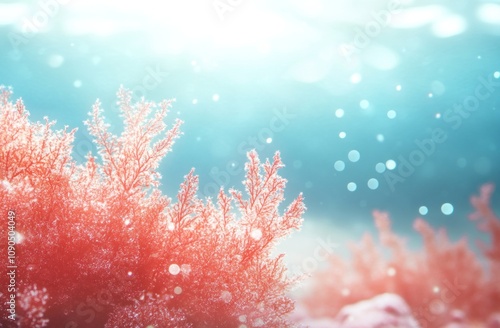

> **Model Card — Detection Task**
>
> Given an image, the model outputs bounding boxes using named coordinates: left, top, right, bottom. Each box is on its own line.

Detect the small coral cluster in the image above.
left=301, top=184, right=500, bottom=327
left=0, top=87, right=305, bottom=327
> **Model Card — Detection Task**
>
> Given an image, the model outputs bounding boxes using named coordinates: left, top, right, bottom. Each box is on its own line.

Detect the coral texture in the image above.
left=302, top=184, right=500, bottom=327
left=0, top=86, right=305, bottom=327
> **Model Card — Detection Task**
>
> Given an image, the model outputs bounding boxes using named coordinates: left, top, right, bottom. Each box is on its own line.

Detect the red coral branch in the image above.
left=0, top=86, right=304, bottom=327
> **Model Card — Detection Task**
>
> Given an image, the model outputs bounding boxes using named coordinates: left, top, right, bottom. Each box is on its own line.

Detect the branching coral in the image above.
left=302, top=185, right=500, bottom=327
left=0, top=86, right=305, bottom=327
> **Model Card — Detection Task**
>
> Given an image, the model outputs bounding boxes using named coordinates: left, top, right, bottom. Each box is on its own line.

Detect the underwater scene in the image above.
left=1, top=0, right=500, bottom=327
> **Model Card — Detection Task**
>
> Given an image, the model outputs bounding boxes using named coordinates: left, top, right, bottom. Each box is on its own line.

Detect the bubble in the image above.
left=239, top=315, right=247, bottom=322
left=435, top=113, right=441, bottom=119
left=124, top=218, right=131, bottom=226
left=169, top=264, right=181, bottom=275
left=347, top=182, right=357, bottom=192
left=367, top=178, right=379, bottom=190
left=221, top=291, right=232, bottom=303
left=386, top=159, right=396, bottom=170
left=127, top=271, right=133, bottom=276
left=428, top=93, right=434, bottom=98
left=181, top=264, right=191, bottom=275
left=457, top=158, right=467, bottom=168
left=495, top=71, right=500, bottom=79
left=387, top=267, right=396, bottom=276
left=348, top=150, right=360, bottom=162
left=334, top=160, right=345, bottom=172
left=335, top=108, right=344, bottom=118
left=360, top=99, right=369, bottom=109
left=387, top=110, right=397, bottom=119
left=339, top=131, right=346, bottom=139
left=433, top=286, right=440, bottom=293
left=192, top=99, right=198, bottom=105
left=341, top=288, right=350, bottom=296
left=375, top=163, right=386, bottom=173
left=419, top=206, right=428, bottom=215
left=396, top=85, right=402, bottom=91
left=73, top=80, right=82, bottom=88
left=430, top=80, right=445, bottom=95
left=250, top=229, right=262, bottom=240
left=441, top=203, right=454, bottom=215
left=265, top=137, right=272, bottom=144
left=174, top=286, right=182, bottom=295
left=212, top=94, right=220, bottom=102
left=376, top=134, right=384, bottom=142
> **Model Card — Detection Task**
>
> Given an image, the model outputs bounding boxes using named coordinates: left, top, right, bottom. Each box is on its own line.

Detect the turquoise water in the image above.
left=1, top=0, right=499, bottom=245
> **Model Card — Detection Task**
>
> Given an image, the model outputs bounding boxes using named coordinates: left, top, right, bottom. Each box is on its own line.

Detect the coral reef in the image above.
left=0, top=86, right=305, bottom=327
left=302, top=184, right=500, bottom=327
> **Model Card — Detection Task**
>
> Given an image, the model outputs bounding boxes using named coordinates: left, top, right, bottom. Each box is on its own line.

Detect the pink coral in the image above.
left=0, top=86, right=305, bottom=327
left=302, top=184, right=500, bottom=327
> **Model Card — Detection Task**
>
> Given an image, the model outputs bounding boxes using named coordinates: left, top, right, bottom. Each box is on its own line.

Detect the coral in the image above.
left=0, top=86, right=305, bottom=327
left=302, top=185, right=500, bottom=328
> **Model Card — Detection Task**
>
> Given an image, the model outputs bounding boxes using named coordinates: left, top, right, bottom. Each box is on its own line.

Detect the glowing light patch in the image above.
left=391, top=5, right=447, bottom=29
left=335, top=108, right=344, bottom=118
left=477, top=4, right=500, bottom=25
left=48, top=54, right=64, bottom=68
left=0, top=3, right=26, bottom=25
left=360, top=100, right=369, bottom=109
left=432, top=14, right=467, bottom=38
left=363, top=45, right=400, bottom=70
left=387, top=267, right=396, bottom=276
left=339, top=132, right=346, bottom=139
left=386, top=160, right=396, bottom=170
left=350, top=73, right=362, bottom=84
